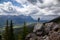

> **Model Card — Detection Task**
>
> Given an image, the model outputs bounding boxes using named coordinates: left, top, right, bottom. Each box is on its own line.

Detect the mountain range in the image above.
left=0, top=15, right=36, bottom=27
left=0, top=15, right=59, bottom=28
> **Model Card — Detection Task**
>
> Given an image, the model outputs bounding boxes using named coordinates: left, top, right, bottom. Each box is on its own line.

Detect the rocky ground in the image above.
left=25, top=22, right=60, bottom=40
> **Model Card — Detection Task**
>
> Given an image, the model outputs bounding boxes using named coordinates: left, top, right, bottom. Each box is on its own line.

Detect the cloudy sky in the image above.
left=0, top=0, right=60, bottom=20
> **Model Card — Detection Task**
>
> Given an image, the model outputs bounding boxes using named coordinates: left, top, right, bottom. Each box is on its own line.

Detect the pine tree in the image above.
left=0, top=35, right=2, bottom=40
left=9, top=20, right=15, bottom=40
left=4, top=20, right=9, bottom=40
left=18, top=21, right=29, bottom=40
left=22, top=21, right=28, bottom=40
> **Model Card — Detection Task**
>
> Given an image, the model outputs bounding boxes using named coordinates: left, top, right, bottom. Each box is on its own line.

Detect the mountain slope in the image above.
left=0, top=15, right=37, bottom=27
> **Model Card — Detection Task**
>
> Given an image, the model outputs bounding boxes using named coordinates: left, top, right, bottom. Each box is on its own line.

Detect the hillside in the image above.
left=26, top=17, right=60, bottom=40
left=0, top=15, right=49, bottom=28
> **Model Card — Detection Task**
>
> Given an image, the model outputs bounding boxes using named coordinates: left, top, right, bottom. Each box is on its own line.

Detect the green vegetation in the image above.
left=9, top=20, right=15, bottom=40
left=1, top=20, right=34, bottom=40
left=18, top=21, right=29, bottom=40
left=3, top=20, right=15, bottom=40
left=22, top=21, right=29, bottom=40
left=4, top=20, right=9, bottom=40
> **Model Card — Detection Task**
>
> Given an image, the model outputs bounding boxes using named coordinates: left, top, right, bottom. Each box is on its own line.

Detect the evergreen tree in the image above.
left=9, top=20, right=15, bottom=40
left=4, top=20, right=9, bottom=40
left=22, top=21, right=28, bottom=40
left=18, top=21, right=29, bottom=40
left=0, top=35, right=2, bottom=40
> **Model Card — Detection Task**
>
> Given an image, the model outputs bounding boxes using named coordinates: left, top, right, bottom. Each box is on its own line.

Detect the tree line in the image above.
left=0, top=20, right=30, bottom=40
left=0, top=18, right=40, bottom=40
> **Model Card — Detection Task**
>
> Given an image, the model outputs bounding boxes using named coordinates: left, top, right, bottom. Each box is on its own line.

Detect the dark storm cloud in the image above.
left=53, top=9, right=60, bottom=14
left=56, top=0, right=60, bottom=3
left=58, top=0, right=60, bottom=1
left=29, top=9, right=39, bottom=15
left=27, top=0, right=37, bottom=5
left=27, top=0, right=43, bottom=5
left=39, top=0, right=43, bottom=3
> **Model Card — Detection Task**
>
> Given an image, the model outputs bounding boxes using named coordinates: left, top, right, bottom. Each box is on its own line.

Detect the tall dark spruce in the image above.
left=18, top=21, right=28, bottom=40
left=0, top=35, right=2, bottom=40
left=9, top=20, right=15, bottom=40
left=23, top=21, right=29, bottom=40
left=4, top=20, right=9, bottom=40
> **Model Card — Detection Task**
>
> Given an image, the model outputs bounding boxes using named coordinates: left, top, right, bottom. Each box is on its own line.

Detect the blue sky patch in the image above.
left=0, top=0, right=24, bottom=8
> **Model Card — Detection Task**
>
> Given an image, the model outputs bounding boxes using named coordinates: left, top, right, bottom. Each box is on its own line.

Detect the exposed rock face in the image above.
left=25, top=17, right=60, bottom=40
left=49, top=32, right=60, bottom=40
left=25, top=33, right=37, bottom=40
left=33, top=23, right=43, bottom=32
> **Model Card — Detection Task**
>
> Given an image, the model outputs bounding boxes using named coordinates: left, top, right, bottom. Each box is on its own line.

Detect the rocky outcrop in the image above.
left=25, top=17, right=60, bottom=40
left=33, top=23, right=43, bottom=32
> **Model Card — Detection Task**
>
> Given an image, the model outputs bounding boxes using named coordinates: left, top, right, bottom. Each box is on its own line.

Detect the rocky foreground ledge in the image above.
left=25, top=17, right=60, bottom=40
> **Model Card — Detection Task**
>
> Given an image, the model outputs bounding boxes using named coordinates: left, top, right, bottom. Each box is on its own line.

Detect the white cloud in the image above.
left=0, top=0, right=60, bottom=20
left=15, top=0, right=27, bottom=4
left=0, top=2, right=18, bottom=15
left=0, top=0, right=60, bottom=15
